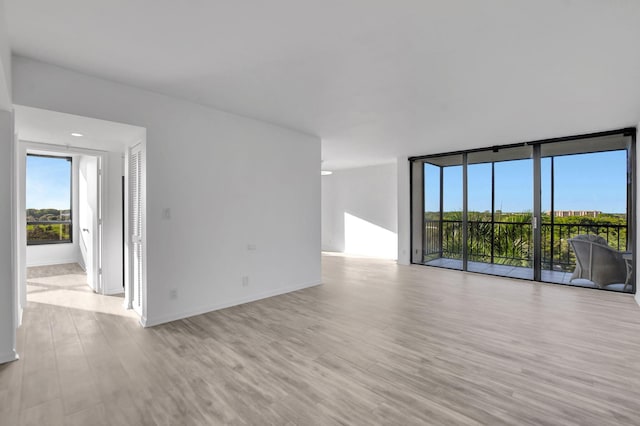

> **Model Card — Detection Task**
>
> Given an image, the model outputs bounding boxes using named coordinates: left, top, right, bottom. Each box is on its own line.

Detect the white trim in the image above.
left=10, top=111, right=18, bottom=356
left=142, top=280, right=323, bottom=328
left=103, top=287, right=124, bottom=296
left=26, top=258, right=80, bottom=268
left=0, top=350, right=19, bottom=364
left=20, top=139, right=112, bottom=156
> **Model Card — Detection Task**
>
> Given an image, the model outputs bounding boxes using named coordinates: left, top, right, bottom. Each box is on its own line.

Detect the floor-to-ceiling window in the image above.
left=410, top=129, right=635, bottom=293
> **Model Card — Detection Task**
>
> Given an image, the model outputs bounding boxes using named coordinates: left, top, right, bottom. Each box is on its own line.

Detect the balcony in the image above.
left=423, top=219, right=628, bottom=289
left=27, top=221, right=72, bottom=245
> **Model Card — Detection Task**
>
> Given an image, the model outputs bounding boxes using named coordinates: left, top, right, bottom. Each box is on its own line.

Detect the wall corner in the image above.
left=397, top=156, right=411, bottom=265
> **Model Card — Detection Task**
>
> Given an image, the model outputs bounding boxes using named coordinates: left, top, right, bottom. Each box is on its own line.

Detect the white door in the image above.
left=78, top=155, right=101, bottom=292
left=129, top=145, right=143, bottom=314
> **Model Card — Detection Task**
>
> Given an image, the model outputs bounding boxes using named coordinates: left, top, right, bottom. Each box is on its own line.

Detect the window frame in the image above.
left=409, top=127, right=636, bottom=294
left=26, top=153, right=74, bottom=246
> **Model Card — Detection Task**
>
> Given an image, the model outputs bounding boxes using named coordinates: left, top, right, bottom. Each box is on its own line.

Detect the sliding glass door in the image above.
left=466, top=148, right=534, bottom=279
left=539, top=137, right=632, bottom=291
left=423, top=155, right=463, bottom=270
left=411, top=130, right=635, bottom=293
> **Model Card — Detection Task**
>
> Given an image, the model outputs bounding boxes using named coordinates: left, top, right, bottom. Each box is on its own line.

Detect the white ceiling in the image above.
left=15, top=105, right=146, bottom=152
left=6, top=0, right=640, bottom=169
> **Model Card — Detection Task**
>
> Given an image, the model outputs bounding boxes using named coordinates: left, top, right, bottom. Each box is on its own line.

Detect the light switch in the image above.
left=162, top=208, right=171, bottom=220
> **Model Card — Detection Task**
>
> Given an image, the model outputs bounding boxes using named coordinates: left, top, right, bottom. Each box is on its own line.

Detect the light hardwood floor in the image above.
left=2, top=255, right=640, bottom=425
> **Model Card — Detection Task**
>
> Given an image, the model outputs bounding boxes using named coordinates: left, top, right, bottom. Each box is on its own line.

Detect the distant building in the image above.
left=548, top=210, right=601, bottom=218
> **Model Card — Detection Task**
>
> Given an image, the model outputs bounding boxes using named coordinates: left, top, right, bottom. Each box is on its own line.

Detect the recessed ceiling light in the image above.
left=71, top=132, right=84, bottom=137
left=321, top=170, right=333, bottom=176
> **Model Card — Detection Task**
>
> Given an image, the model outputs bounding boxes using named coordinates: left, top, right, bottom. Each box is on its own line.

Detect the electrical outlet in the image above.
left=242, top=276, right=249, bottom=287
left=247, top=244, right=257, bottom=251
left=169, top=289, right=178, bottom=300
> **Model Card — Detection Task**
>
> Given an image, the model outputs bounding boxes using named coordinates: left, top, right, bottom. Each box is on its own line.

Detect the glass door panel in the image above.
left=422, top=154, right=463, bottom=270
left=540, top=140, right=631, bottom=292
left=466, top=161, right=492, bottom=272
left=493, top=158, right=533, bottom=279
left=423, top=163, right=441, bottom=263
left=465, top=147, right=533, bottom=279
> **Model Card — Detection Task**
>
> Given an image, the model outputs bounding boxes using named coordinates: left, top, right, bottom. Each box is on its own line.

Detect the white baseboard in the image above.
left=26, top=258, right=79, bottom=268
left=103, top=286, right=124, bottom=296
left=143, top=280, right=322, bottom=328
left=0, top=350, right=19, bottom=364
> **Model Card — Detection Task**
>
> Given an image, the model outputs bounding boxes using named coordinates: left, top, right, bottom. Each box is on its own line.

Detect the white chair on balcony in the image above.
left=568, top=235, right=628, bottom=289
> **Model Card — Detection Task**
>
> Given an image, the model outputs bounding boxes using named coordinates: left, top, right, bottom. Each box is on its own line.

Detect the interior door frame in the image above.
left=18, top=141, right=106, bottom=298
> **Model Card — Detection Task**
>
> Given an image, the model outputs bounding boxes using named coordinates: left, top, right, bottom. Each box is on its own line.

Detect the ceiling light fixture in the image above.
left=71, top=132, right=84, bottom=137
left=321, top=170, right=333, bottom=176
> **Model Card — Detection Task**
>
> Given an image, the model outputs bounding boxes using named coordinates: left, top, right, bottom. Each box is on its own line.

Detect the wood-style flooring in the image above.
left=1, top=255, right=640, bottom=425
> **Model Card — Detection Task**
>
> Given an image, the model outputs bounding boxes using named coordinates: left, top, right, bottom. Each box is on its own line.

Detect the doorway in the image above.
left=13, top=105, right=147, bottom=323
left=23, top=147, right=108, bottom=307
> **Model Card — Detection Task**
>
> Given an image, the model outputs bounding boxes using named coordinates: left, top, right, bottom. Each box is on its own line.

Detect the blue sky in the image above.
left=425, top=150, right=627, bottom=214
left=26, top=156, right=71, bottom=210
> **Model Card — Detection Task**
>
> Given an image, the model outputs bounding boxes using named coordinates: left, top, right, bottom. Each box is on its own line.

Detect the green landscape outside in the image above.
left=424, top=211, right=626, bottom=272
left=27, top=155, right=72, bottom=245
left=27, top=208, right=72, bottom=242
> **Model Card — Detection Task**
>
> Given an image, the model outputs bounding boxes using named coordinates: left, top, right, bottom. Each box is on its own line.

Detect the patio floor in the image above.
left=424, top=258, right=631, bottom=292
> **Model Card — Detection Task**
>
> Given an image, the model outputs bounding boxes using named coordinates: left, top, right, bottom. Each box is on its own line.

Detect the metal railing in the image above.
left=540, top=222, right=627, bottom=271
left=424, top=219, right=627, bottom=271
left=27, top=221, right=72, bottom=245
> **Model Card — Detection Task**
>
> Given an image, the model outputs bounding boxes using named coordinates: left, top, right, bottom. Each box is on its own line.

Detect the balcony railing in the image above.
left=27, top=221, right=72, bottom=245
left=424, top=219, right=627, bottom=272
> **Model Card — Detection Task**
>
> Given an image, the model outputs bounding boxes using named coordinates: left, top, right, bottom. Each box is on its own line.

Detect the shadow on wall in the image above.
left=344, top=212, right=397, bottom=259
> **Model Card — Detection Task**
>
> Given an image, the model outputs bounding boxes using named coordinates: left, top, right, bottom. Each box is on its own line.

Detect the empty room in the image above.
left=1, top=1, right=640, bottom=425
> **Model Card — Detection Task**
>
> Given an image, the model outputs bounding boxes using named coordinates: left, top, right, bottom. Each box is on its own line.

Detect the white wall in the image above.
left=0, top=110, right=17, bottom=363
left=25, top=152, right=79, bottom=267
left=12, top=56, right=321, bottom=326
left=0, top=6, right=16, bottom=363
left=322, top=163, right=397, bottom=259
left=397, top=156, right=411, bottom=265
left=0, top=0, right=10, bottom=110
left=27, top=244, right=78, bottom=267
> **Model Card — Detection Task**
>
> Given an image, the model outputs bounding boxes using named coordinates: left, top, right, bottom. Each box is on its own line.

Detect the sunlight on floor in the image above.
left=27, top=264, right=138, bottom=319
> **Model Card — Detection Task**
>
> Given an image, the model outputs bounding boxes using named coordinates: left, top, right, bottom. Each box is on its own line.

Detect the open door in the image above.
left=78, top=155, right=102, bottom=292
